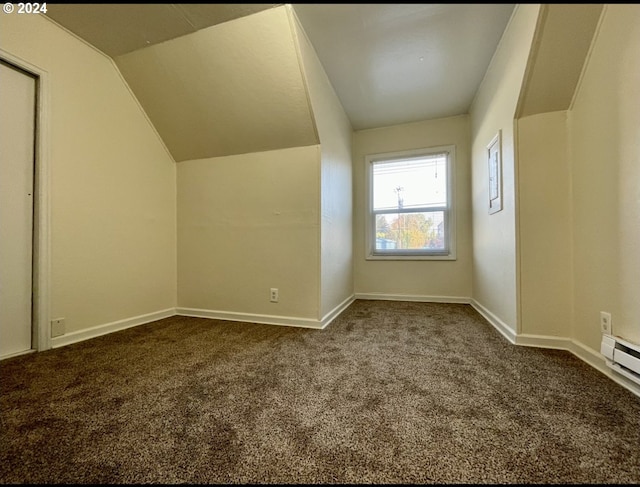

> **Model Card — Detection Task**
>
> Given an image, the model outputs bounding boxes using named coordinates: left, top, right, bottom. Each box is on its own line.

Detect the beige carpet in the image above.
left=1, top=300, right=639, bottom=484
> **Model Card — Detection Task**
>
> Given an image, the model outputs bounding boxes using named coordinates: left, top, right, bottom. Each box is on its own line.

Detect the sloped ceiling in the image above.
left=45, top=3, right=281, bottom=57
left=41, top=4, right=605, bottom=159
left=43, top=4, right=519, bottom=160
left=517, top=4, right=603, bottom=117
left=114, top=6, right=318, bottom=162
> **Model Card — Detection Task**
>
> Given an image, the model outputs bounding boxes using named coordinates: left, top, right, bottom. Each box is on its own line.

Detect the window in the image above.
left=366, top=146, right=456, bottom=260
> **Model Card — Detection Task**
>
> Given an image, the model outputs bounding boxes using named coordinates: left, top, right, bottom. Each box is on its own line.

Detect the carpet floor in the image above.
left=1, top=300, right=639, bottom=484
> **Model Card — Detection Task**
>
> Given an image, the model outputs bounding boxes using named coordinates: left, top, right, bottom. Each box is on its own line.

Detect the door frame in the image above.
left=1, top=48, right=51, bottom=352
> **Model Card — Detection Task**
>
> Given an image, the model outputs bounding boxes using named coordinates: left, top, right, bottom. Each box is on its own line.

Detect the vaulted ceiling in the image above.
left=113, top=7, right=317, bottom=162
left=45, top=4, right=282, bottom=57
left=43, top=4, right=602, bottom=162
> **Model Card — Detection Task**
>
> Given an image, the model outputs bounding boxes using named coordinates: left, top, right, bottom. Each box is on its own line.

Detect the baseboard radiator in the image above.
left=601, top=334, right=640, bottom=386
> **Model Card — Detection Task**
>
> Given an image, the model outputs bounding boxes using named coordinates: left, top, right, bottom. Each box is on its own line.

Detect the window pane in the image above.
left=375, top=211, right=445, bottom=251
left=373, top=155, right=447, bottom=211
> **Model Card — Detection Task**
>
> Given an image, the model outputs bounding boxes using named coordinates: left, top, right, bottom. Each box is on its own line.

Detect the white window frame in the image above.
left=365, top=145, right=456, bottom=261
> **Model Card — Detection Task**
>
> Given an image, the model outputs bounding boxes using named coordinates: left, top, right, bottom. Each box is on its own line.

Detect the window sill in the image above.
left=366, top=252, right=457, bottom=261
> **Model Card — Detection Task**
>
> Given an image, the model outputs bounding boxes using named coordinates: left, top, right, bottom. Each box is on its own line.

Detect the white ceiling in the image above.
left=44, top=3, right=515, bottom=132
left=292, top=4, right=515, bottom=130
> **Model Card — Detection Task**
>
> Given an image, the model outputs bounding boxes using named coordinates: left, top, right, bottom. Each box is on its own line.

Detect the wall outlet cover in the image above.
left=600, top=311, right=612, bottom=335
left=51, top=318, right=65, bottom=337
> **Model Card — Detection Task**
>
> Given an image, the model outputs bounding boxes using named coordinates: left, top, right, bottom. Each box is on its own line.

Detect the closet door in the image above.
left=0, top=61, right=37, bottom=358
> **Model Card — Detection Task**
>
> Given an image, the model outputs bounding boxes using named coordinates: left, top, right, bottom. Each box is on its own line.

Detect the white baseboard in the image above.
left=515, top=333, right=573, bottom=350
left=470, top=300, right=640, bottom=399
left=0, top=349, right=36, bottom=361
left=178, top=295, right=356, bottom=330
left=469, top=299, right=517, bottom=344
left=569, top=338, right=640, bottom=398
left=50, top=308, right=177, bottom=348
left=41, top=297, right=640, bottom=399
left=515, top=333, right=639, bottom=398
left=48, top=297, right=355, bottom=352
left=176, top=307, right=324, bottom=329
left=320, top=295, right=356, bottom=329
left=355, top=293, right=471, bottom=304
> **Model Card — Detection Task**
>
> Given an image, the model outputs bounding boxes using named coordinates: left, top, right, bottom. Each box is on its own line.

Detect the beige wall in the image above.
left=176, top=8, right=353, bottom=325
left=352, top=115, right=472, bottom=299
left=569, top=4, right=640, bottom=350
left=0, top=14, right=177, bottom=334
left=517, top=111, right=572, bottom=337
left=177, top=146, right=321, bottom=320
left=8, top=5, right=637, bottom=363
left=470, top=4, right=540, bottom=332
left=292, top=9, right=354, bottom=317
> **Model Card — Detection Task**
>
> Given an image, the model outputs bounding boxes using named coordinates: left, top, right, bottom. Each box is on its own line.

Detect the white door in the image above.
left=0, top=61, right=37, bottom=358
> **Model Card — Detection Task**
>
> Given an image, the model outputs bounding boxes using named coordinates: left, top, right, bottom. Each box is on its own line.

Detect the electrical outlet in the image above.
left=600, top=311, right=612, bottom=335
left=51, top=318, right=65, bottom=337
left=270, top=288, right=279, bottom=303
